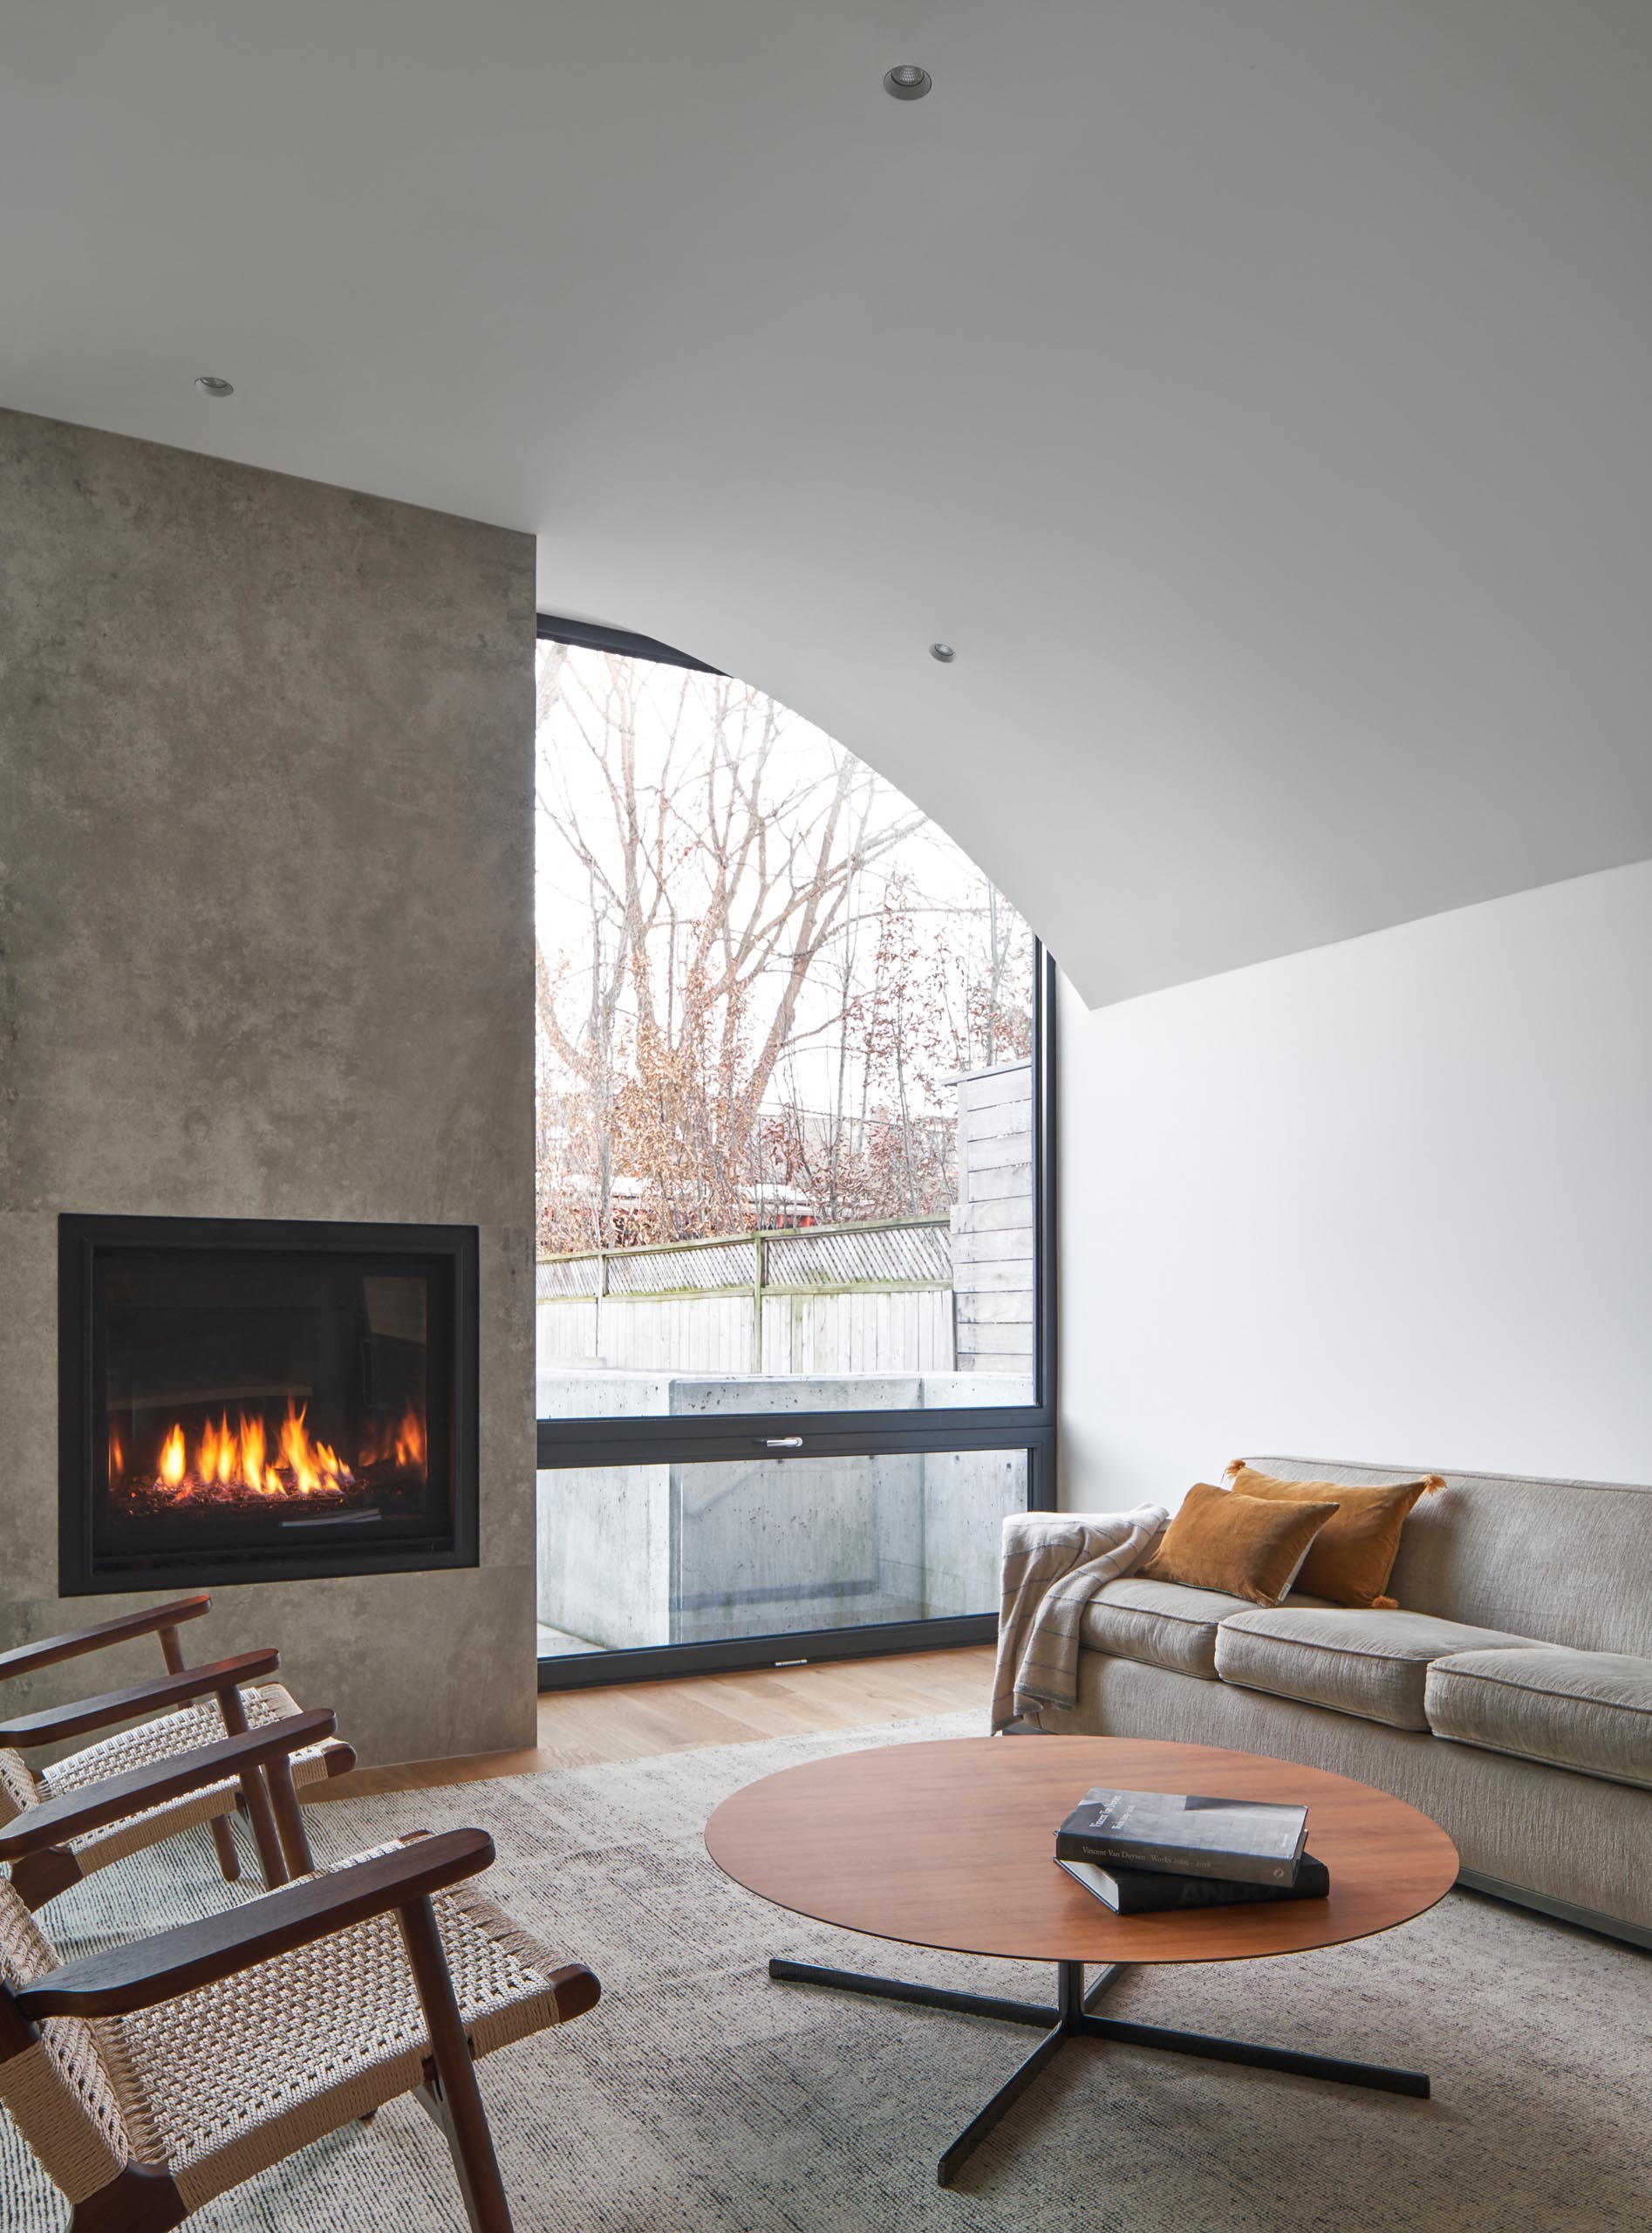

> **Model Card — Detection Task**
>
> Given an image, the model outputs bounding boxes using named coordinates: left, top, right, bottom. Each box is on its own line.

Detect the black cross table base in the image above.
left=768, top=1955, right=1430, bottom=2187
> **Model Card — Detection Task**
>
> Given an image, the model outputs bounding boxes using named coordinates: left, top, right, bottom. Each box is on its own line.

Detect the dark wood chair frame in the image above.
left=0, top=1595, right=355, bottom=1906
left=0, top=1714, right=597, bottom=2231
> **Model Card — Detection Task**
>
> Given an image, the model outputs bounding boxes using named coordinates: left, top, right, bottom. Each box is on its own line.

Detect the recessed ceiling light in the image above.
left=884, top=65, right=932, bottom=100
left=194, top=375, right=235, bottom=398
left=929, top=642, right=955, bottom=663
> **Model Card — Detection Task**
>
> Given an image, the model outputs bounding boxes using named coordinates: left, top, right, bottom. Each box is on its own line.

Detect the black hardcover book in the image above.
left=1056, top=1850, right=1332, bottom=1915
left=1055, top=1787, right=1310, bottom=1887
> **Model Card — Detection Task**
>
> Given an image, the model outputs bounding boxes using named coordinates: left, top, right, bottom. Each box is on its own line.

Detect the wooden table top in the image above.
left=705, top=1735, right=1459, bottom=1965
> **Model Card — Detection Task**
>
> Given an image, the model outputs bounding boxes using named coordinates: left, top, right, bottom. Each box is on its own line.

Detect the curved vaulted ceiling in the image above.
left=3, top=3, right=1650, bottom=1004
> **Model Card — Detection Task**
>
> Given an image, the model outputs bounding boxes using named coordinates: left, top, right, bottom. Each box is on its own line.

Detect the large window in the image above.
left=535, top=619, right=1055, bottom=1683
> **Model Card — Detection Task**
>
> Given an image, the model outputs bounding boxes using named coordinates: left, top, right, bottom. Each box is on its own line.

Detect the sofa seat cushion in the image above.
left=1213, top=1607, right=1547, bottom=1731
left=1078, top=1578, right=1260, bottom=1679
left=1425, top=1647, right=1652, bottom=1791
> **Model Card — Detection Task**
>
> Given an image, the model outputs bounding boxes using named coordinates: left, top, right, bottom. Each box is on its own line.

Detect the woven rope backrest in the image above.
left=0, top=1877, right=140, bottom=2201
left=0, top=1748, right=42, bottom=1827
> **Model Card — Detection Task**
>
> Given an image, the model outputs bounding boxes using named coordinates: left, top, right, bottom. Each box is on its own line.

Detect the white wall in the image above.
left=1058, top=861, right=1652, bottom=1508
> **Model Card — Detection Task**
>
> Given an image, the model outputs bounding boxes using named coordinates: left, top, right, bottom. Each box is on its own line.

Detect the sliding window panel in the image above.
left=536, top=1449, right=1028, bottom=1660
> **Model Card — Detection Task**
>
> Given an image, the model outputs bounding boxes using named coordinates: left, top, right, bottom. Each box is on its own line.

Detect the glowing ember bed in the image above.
left=58, top=1214, right=477, bottom=1590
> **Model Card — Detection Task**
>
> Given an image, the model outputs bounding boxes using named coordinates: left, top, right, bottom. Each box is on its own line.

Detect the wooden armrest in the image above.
left=0, top=1596, right=212, bottom=1683
left=17, top=1827, right=497, bottom=2018
left=0, top=1649, right=280, bottom=1748
left=0, top=1709, right=338, bottom=1861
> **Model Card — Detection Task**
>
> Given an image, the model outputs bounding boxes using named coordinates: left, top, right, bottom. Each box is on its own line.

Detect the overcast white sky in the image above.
left=534, top=643, right=1030, bottom=1124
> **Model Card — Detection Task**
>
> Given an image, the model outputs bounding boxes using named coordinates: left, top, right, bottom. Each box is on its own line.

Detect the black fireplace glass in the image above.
left=60, top=1216, right=478, bottom=1591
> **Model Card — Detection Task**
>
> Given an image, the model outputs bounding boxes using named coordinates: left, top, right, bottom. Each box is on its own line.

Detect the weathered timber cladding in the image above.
left=949, top=1060, right=1034, bottom=1374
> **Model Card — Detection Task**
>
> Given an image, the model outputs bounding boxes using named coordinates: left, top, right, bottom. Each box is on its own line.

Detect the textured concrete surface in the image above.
left=536, top=1424, right=1020, bottom=1649
left=0, top=408, right=537, bottom=1764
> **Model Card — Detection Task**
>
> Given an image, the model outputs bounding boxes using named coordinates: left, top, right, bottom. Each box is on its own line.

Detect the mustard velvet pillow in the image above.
left=1224, top=1463, right=1444, bottom=1609
left=1140, top=1481, right=1340, bottom=1608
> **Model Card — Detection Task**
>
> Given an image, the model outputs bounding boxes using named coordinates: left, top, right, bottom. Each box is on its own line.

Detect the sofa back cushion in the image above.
left=1246, top=1457, right=1652, bottom=1656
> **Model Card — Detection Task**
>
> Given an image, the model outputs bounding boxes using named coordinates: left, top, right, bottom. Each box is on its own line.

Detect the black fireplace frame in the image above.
left=59, top=1213, right=480, bottom=1595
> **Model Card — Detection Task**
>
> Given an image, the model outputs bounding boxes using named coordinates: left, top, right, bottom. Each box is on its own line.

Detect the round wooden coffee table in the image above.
left=706, top=1734, right=1458, bottom=2186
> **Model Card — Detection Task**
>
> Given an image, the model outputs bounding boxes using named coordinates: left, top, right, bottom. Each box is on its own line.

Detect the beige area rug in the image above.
left=3, top=1711, right=1649, bottom=2233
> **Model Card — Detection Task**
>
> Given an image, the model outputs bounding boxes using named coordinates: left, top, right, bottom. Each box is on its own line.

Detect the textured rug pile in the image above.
left=3, top=1711, right=1648, bottom=2231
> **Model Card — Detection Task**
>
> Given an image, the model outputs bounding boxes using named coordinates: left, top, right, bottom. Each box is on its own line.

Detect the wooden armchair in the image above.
left=0, top=1711, right=598, bottom=2233
left=0, top=1595, right=354, bottom=1909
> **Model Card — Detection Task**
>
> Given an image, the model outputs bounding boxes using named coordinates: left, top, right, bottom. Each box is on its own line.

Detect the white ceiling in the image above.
left=5, top=3, right=1651, bottom=1005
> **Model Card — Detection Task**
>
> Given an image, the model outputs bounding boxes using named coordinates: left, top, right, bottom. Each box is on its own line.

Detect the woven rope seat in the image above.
left=0, top=1838, right=584, bottom=2214
left=0, top=1601, right=362, bottom=1924
left=0, top=1685, right=351, bottom=1889
left=28, top=1684, right=345, bottom=1872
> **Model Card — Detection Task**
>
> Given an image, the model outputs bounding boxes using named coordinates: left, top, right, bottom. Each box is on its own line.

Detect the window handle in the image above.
left=761, top=1437, right=804, bottom=1449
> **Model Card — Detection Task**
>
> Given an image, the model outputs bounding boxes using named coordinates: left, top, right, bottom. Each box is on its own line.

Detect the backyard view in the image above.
left=536, top=642, right=1032, bottom=1240
left=534, top=641, right=1038, bottom=1654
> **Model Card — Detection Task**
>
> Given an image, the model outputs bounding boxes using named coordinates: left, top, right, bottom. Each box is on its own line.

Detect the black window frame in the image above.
left=533, top=614, right=1056, bottom=1687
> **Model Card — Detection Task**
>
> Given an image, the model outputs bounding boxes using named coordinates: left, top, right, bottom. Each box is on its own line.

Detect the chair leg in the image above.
left=263, top=1752, right=317, bottom=1876
left=70, top=2163, right=188, bottom=2230
left=159, top=1630, right=242, bottom=1885
left=398, top=1895, right=515, bottom=2233
left=10, top=1843, right=85, bottom=1912
left=215, top=1685, right=288, bottom=1890
left=232, top=1764, right=289, bottom=1889
left=417, top=2079, right=500, bottom=2233
left=208, top=1814, right=242, bottom=1883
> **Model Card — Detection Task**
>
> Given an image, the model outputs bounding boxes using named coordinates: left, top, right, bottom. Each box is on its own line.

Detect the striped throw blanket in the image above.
left=992, top=1505, right=1168, bottom=1733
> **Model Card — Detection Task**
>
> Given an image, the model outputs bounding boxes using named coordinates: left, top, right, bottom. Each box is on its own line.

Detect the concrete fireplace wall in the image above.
left=0, top=408, right=538, bottom=1765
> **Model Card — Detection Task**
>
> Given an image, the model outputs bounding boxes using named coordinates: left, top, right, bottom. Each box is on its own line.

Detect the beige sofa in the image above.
left=1038, top=1458, right=1652, bottom=1949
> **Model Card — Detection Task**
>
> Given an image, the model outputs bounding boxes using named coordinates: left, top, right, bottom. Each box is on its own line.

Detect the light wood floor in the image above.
left=314, top=1645, right=994, bottom=1803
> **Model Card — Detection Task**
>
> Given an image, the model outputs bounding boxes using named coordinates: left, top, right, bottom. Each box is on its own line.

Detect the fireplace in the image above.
left=59, top=1215, right=479, bottom=1592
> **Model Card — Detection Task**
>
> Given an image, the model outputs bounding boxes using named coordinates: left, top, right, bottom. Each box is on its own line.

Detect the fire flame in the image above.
left=278, top=1403, right=349, bottom=1497
left=136, top=1397, right=427, bottom=1505
left=396, top=1403, right=425, bottom=1469
left=144, top=1401, right=399, bottom=1502
left=359, top=1401, right=426, bottom=1472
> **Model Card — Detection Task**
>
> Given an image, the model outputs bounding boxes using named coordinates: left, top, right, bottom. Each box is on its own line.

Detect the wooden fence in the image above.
left=536, top=1215, right=955, bottom=1377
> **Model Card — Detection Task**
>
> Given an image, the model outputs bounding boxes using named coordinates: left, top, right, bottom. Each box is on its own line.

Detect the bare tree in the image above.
left=757, top=868, right=1032, bottom=1227
left=536, top=645, right=945, bottom=1246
